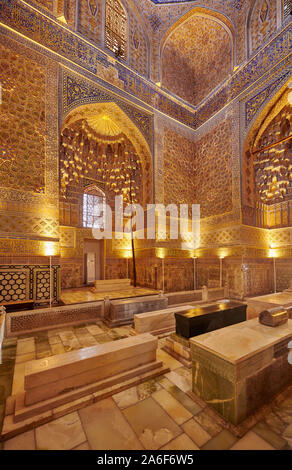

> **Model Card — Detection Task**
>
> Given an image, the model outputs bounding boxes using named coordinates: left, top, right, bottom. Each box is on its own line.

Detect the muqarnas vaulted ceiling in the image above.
left=161, top=15, right=232, bottom=107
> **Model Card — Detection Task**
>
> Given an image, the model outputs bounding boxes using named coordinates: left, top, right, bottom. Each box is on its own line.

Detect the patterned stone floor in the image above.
left=0, top=322, right=292, bottom=450
left=60, top=286, right=159, bottom=305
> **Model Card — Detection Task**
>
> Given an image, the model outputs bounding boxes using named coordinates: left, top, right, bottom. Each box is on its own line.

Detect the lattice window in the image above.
left=83, top=186, right=106, bottom=229
left=105, top=0, right=127, bottom=60
left=283, top=0, right=292, bottom=19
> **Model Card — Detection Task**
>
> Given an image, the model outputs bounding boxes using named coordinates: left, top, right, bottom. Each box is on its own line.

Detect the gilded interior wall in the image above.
left=242, top=89, right=292, bottom=228
left=128, top=8, right=148, bottom=77
left=0, top=36, right=60, bottom=302
left=249, top=0, right=278, bottom=55
left=163, top=129, right=196, bottom=206
left=31, top=0, right=54, bottom=12
left=276, top=258, right=292, bottom=291
left=161, top=16, right=232, bottom=106
left=134, top=257, right=194, bottom=292
left=78, top=0, right=102, bottom=44
left=0, top=2, right=290, bottom=298
left=243, top=258, right=273, bottom=296
left=193, top=117, right=233, bottom=218
left=132, top=1, right=250, bottom=81
left=78, top=0, right=148, bottom=76
left=162, top=114, right=233, bottom=218
left=0, top=45, right=46, bottom=193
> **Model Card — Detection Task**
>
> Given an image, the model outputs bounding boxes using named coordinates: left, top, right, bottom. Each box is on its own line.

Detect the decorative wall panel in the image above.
left=0, top=269, right=29, bottom=302
left=248, top=0, right=278, bottom=56
left=0, top=265, right=59, bottom=304
left=78, top=0, right=102, bottom=43
left=163, top=129, right=196, bottom=206
left=0, top=45, right=46, bottom=193
left=193, top=117, right=233, bottom=218
left=62, top=70, right=153, bottom=150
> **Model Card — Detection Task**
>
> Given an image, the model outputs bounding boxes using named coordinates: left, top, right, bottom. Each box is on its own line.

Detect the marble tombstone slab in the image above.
left=134, top=305, right=194, bottom=335
left=190, top=318, right=292, bottom=425
left=93, top=279, right=131, bottom=292
left=24, top=333, right=159, bottom=405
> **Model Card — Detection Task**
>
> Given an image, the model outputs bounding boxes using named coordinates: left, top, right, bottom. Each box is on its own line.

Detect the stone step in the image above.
left=1, top=361, right=170, bottom=440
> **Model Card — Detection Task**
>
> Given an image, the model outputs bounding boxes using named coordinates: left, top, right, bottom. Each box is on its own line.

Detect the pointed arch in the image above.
left=61, top=101, right=153, bottom=207
left=246, top=0, right=281, bottom=58
left=242, top=80, right=292, bottom=228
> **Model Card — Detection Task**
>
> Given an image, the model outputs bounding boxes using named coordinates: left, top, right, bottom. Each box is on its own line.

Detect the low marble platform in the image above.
left=93, top=279, right=131, bottom=292
left=60, top=286, right=158, bottom=305
left=2, top=333, right=169, bottom=439
left=5, top=301, right=104, bottom=337
left=190, top=318, right=292, bottom=425
left=24, top=333, right=159, bottom=405
left=105, top=294, right=168, bottom=327
left=134, top=305, right=193, bottom=336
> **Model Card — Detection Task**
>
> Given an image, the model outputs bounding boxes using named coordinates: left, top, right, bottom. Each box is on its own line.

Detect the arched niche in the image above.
left=242, top=82, right=292, bottom=228
left=246, top=0, right=282, bottom=58
left=160, top=8, right=235, bottom=107
left=60, top=102, right=153, bottom=211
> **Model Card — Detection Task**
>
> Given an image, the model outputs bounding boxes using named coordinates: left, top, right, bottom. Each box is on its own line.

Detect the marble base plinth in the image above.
left=2, top=361, right=169, bottom=441
left=105, top=295, right=168, bottom=327
left=163, top=334, right=192, bottom=368
left=24, top=333, right=158, bottom=405
left=190, top=319, right=292, bottom=425
left=166, top=290, right=202, bottom=305
left=2, top=333, right=169, bottom=440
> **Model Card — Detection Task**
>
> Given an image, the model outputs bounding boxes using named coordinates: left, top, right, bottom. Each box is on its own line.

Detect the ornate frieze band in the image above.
left=0, top=0, right=291, bottom=131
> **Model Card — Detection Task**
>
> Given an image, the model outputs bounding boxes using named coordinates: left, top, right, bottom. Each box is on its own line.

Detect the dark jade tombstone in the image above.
left=175, top=301, right=247, bottom=339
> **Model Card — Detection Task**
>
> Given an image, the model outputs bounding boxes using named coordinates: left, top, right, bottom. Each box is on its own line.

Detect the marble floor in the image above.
left=0, top=322, right=292, bottom=450
left=60, top=286, right=159, bottom=305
